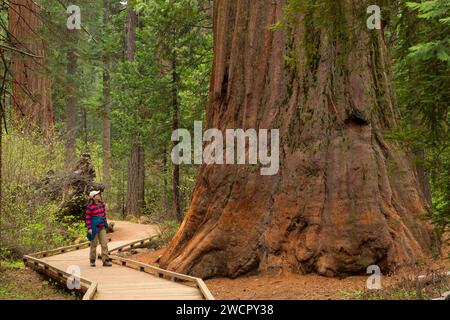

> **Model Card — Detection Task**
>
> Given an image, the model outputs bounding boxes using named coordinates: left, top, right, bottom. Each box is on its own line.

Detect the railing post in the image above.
left=416, top=278, right=423, bottom=300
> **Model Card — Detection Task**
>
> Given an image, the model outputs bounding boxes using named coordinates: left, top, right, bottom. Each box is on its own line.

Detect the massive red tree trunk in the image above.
left=160, top=0, right=437, bottom=278
left=8, top=0, right=53, bottom=136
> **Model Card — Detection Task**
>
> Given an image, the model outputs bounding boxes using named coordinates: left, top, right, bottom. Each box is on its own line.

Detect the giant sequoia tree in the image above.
left=160, top=0, right=437, bottom=278
left=8, top=0, right=53, bottom=136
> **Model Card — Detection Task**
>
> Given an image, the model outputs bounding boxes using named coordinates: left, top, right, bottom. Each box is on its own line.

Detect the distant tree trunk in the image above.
left=121, top=163, right=126, bottom=218
left=126, top=143, right=140, bottom=216
left=171, top=54, right=182, bottom=222
left=160, top=0, right=436, bottom=278
left=65, top=43, right=77, bottom=166
left=102, top=0, right=112, bottom=195
left=126, top=145, right=145, bottom=216
left=0, top=95, right=3, bottom=242
left=126, top=7, right=137, bottom=61
left=125, top=7, right=145, bottom=216
left=163, top=146, right=170, bottom=213
left=81, top=106, right=88, bottom=149
left=139, top=145, right=145, bottom=209
left=102, top=60, right=112, bottom=192
left=8, top=0, right=54, bottom=136
left=0, top=48, right=5, bottom=240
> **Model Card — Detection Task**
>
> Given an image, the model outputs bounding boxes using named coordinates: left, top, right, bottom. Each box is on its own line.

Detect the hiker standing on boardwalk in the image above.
left=86, top=190, right=112, bottom=267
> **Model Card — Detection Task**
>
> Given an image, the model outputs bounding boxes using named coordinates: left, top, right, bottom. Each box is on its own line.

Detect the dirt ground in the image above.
left=130, top=247, right=450, bottom=300
left=107, top=220, right=160, bottom=241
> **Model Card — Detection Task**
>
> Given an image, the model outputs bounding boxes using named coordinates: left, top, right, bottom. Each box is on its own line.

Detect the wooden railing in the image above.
left=108, top=255, right=215, bottom=300
left=22, top=238, right=114, bottom=300
left=23, top=253, right=98, bottom=300
left=23, top=234, right=215, bottom=300
left=108, top=235, right=160, bottom=254
left=417, top=271, right=450, bottom=300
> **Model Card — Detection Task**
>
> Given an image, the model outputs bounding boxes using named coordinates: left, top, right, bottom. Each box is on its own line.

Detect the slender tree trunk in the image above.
left=126, top=145, right=145, bottom=216
left=126, top=143, right=140, bottom=215
left=125, top=7, right=145, bottom=216
left=0, top=95, right=2, bottom=243
left=137, top=145, right=145, bottom=213
left=8, top=0, right=54, bottom=136
left=126, top=7, right=137, bottom=61
left=102, top=61, right=112, bottom=192
left=163, top=146, right=170, bottom=213
left=160, top=0, right=436, bottom=278
left=171, top=54, right=182, bottom=222
left=81, top=106, right=88, bottom=149
left=122, top=165, right=126, bottom=218
left=0, top=48, right=5, bottom=243
left=65, top=43, right=77, bottom=166
left=102, top=0, right=112, bottom=195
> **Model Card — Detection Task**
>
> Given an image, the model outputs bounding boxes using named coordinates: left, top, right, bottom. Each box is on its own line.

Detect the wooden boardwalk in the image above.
left=24, top=221, right=214, bottom=300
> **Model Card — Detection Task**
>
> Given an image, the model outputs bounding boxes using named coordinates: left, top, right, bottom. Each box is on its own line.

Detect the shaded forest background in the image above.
left=0, top=0, right=448, bottom=263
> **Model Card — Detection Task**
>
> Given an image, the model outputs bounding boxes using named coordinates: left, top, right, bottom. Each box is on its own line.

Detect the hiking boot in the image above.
left=90, top=260, right=96, bottom=267
left=103, top=261, right=112, bottom=267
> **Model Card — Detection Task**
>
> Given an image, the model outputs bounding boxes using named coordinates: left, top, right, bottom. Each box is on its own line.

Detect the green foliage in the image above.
left=108, top=0, right=212, bottom=217
left=19, top=0, right=213, bottom=221
left=0, top=131, right=82, bottom=260
left=406, top=0, right=450, bottom=63
left=158, top=219, right=180, bottom=244
left=0, top=260, right=24, bottom=268
left=392, top=0, right=450, bottom=230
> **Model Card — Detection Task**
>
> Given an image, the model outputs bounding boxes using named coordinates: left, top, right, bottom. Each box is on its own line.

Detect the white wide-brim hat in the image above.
left=89, top=190, right=101, bottom=198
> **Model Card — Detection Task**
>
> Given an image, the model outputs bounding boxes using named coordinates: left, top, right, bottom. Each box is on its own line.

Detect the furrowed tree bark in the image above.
left=160, top=0, right=437, bottom=278
left=8, top=0, right=54, bottom=136
left=125, top=7, right=145, bottom=216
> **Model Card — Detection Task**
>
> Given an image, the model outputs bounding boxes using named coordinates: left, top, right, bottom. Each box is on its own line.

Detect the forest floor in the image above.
left=0, top=262, right=78, bottom=300
left=130, top=247, right=450, bottom=300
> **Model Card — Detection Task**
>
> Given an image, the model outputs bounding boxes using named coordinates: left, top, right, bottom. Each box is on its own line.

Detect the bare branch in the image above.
left=0, top=43, right=44, bottom=58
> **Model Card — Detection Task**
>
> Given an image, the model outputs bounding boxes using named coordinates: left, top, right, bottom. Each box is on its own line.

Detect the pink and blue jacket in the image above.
left=86, top=200, right=106, bottom=230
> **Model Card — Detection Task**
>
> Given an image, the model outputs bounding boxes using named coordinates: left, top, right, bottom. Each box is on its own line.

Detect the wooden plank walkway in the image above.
left=24, top=221, right=213, bottom=300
